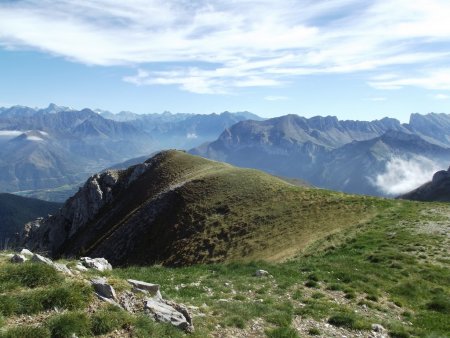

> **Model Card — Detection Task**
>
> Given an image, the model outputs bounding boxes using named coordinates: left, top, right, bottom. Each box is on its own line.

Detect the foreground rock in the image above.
left=128, top=279, right=160, bottom=295
left=19, top=248, right=33, bottom=256
left=126, top=279, right=193, bottom=332
left=80, top=257, right=112, bottom=271
left=31, top=254, right=72, bottom=275
left=144, top=296, right=194, bottom=332
left=10, top=254, right=27, bottom=263
left=91, top=277, right=117, bottom=302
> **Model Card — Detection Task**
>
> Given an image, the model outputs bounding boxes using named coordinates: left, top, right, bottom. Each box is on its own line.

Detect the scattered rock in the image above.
left=80, top=257, right=112, bottom=271
left=52, top=262, right=73, bottom=275
left=74, top=263, right=88, bottom=272
left=91, top=277, right=117, bottom=300
left=372, top=324, right=386, bottom=333
left=144, top=297, right=194, bottom=332
left=10, top=254, right=27, bottom=263
left=20, top=248, right=34, bottom=256
left=31, top=253, right=53, bottom=265
left=128, top=279, right=160, bottom=296
left=31, top=254, right=72, bottom=275
left=255, top=269, right=270, bottom=277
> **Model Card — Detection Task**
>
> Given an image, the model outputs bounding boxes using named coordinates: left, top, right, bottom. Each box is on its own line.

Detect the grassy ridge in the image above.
left=91, top=150, right=381, bottom=265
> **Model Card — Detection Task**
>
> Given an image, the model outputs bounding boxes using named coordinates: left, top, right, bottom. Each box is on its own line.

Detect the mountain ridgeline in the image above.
left=21, top=151, right=379, bottom=266
left=0, top=104, right=257, bottom=197
left=191, top=113, right=450, bottom=196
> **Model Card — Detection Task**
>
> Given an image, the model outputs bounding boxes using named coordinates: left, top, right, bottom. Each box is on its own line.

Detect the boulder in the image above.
left=144, top=297, right=194, bottom=332
left=91, top=277, right=117, bottom=300
left=20, top=248, right=33, bottom=256
left=31, top=254, right=72, bottom=275
left=10, top=254, right=27, bottom=263
left=80, top=257, right=112, bottom=271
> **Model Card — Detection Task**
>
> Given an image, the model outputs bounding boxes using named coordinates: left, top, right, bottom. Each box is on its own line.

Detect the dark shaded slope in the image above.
left=0, top=194, right=61, bottom=246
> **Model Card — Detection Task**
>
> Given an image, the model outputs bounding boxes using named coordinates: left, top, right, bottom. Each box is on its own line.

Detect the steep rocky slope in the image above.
left=399, top=166, right=450, bottom=202
left=22, top=150, right=377, bottom=266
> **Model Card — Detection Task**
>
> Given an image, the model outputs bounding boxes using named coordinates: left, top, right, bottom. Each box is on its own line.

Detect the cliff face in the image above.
left=399, top=167, right=450, bottom=202
left=21, top=159, right=157, bottom=257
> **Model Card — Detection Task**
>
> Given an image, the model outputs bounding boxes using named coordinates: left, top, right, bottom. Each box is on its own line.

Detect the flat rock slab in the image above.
left=144, top=298, right=194, bottom=332
left=80, top=257, right=112, bottom=271
left=127, top=279, right=160, bottom=295
left=31, top=254, right=72, bottom=275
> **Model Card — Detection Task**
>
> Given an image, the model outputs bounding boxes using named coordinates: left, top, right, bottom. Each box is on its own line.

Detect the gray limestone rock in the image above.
left=80, top=257, right=112, bottom=271
left=91, top=277, right=117, bottom=300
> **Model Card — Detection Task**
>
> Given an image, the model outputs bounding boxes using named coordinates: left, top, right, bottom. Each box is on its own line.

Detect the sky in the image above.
left=1, top=0, right=450, bottom=121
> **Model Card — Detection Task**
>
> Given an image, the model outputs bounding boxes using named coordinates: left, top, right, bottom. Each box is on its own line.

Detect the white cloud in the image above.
left=433, top=93, right=450, bottom=100
left=2, top=0, right=450, bottom=93
left=265, top=96, right=289, bottom=101
left=0, top=130, right=23, bottom=137
left=372, top=156, right=444, bottom=195
left=26, top=135, right=44, bottom=141
left=186, top=133, right=198, bottom=139
left=369, top=68, right=450, bottom=91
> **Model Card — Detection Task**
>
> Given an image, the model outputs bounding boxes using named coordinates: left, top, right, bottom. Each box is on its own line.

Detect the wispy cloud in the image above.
left=1, top=0, right=450, bottom=93
left=264, top=96, right=289, bottom=101
left=369, top=68, right=450, bottom=91
left=433, top=93, right=450, bottom=100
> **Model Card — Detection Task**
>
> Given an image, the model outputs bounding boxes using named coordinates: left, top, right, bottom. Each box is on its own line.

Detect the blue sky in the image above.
left=1, top=0, right=450, bottom=121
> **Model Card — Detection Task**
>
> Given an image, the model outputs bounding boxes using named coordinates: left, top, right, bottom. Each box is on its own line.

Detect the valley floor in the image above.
left=0, top=200, right=449, bottom=337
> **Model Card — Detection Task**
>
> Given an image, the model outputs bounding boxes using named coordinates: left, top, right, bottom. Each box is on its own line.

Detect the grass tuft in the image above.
left=47, top=312, right=91, bottom=338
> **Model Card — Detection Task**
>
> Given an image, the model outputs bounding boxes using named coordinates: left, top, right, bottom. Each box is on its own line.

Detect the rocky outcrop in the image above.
left=31, top=253, right=72, bottom=275
left=20, top=160, right=154, bottom=257
left=399, top=166, right=450, bottom=202
left=144, top=297, right=194, bottom=332
left=80, top=257, right=112, bottom=271
left=91, top=276, right=194, bottom=332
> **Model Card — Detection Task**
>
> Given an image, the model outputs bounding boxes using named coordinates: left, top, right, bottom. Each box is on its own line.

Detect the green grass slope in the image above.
left=0, top=194, right=61, bottom=246
left=45, top=150, right=381, bottom=266
left=1, top=199, right=448, bottom=337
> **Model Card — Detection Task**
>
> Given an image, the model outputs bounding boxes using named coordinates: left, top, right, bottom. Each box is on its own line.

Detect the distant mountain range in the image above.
left=2, top=104, right=450, bottom=198
left=191, top=113, right=450, bottom=196
left=399, top=167, right=450, bottom=202
left=0, top=104, right=258, bottom=197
